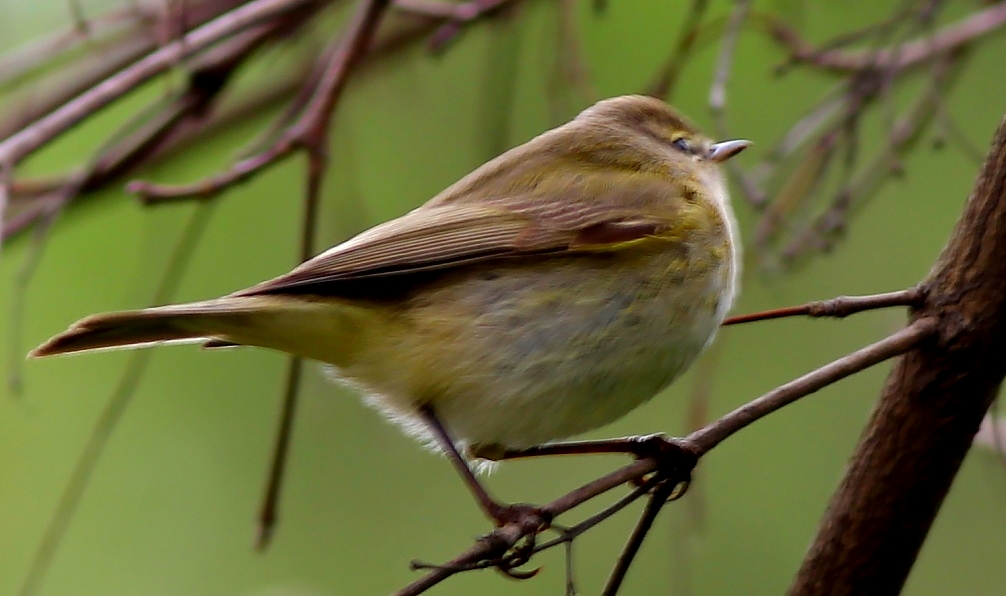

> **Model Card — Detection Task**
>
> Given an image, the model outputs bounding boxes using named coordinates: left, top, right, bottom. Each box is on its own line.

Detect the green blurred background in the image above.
left=4, top=1, right=1006, bottom=594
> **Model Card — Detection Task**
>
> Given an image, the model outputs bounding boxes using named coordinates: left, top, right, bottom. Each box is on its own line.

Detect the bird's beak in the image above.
left=708, top=139, right=753, bottom=163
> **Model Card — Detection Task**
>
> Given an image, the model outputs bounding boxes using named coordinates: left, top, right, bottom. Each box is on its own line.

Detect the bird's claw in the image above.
left=628, top=434, right=699, bottom=498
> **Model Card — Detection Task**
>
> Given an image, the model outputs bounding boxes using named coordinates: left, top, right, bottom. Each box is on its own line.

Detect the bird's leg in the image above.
left=418, top=406, right=552, bottom=532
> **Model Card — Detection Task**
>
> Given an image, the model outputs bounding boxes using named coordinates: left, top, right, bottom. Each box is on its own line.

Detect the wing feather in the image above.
left=239, top=171, right=690, bottom=296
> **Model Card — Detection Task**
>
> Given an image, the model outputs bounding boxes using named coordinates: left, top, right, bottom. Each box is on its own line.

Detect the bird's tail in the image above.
left=31, top=297, right=279, bottom=358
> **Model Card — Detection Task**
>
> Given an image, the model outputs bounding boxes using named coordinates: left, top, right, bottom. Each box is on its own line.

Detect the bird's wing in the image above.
left=237, top=189, right=679, bottom=296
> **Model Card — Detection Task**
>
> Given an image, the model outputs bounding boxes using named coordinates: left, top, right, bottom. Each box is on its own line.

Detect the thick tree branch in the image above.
left=790, top=108, right=1006, bottom=595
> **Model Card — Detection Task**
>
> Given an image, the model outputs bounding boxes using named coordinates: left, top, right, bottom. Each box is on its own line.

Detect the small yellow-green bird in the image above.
left=32, top=95, right=748, bottom=522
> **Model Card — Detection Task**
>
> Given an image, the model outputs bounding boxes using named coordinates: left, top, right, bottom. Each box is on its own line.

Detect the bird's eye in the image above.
left=672, top=137, right=693, bottom=154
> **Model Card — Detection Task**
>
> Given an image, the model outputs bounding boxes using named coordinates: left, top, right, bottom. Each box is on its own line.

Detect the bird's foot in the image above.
left=626, top=434, right=699, bottom=499
left=488, top=501, right=552, bottom=532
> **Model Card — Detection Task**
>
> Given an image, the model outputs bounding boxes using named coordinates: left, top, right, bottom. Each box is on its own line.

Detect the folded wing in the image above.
left=239, top=175, right=683, bottom=296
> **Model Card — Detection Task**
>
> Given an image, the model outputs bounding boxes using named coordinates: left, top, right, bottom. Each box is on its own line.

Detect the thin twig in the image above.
left=242, top=0, right=393, bottom=549
left=779, top=52, right=966, bottom=262
left=0, top=0, right=251, bottom=140
left=647, top=0, right=710, bottom=100
left=602, top=479, right=679, bottom=596
left=708, top=0, right=750, bottom=136
left=17, top=204, right=218, bottom=596
left=130, top=0, right=390, bottom=203
left=0, top=162, right=9, bottom=260
left=0, top=2, right=149, bottom=88
left=409, top=476, right=662, bottom=577
left=709, top=0, right=761, bottom=207
left=396, top=523, right=528, bottom=595
left=396, top=457, right=663, bottom=595
left=533, top=479, right=659, bottom=553
left=722, top=287, right=923, bottom=326
left=768, top=1, right=1006, bottom=73
left=0, top=0, right=324, bottom=166
left=689, top=317, right=938, bottom=454
left=256, top=357, right=303, bottom=548
left=393, top=0, right=517, bottom=51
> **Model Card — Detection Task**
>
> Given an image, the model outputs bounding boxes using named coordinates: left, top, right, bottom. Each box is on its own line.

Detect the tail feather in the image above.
left=30, top=295, right=366, bottom=365
left=30, top=298, right=253, bottom=358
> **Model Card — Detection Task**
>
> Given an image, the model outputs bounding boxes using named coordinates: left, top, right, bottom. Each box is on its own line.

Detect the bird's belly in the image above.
left=437, top=305, right=716, bottom=449
left=335, top=252, right=732, bottom=450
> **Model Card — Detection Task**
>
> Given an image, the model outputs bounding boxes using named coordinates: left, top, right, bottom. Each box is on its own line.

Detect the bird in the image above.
left=31, top=94, right=749, bottom=525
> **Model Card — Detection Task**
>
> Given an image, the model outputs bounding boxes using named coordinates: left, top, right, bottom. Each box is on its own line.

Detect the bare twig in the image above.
left=768, top=1, right=1006, bottom=73
left=256, top=356, right=304, bottom=547
left=0, top=10, right=293, bottom=342
left=709, top=0, right=761, bottom=207
left=0, top=2, right=148, bottom=88
left=0, top=0, right=252, bottom=140
left=130, top=0, right=390, bottom=203
left=722, top=287, right=923, bottom=326
left=0, top=162, right=8, bottom=259
left=689, top=318, right=936, bottom=454
left=602, top=479, right=679, bottom=596
left=393, top=0, right=518, bottom=50
left=0, top=0, right=325, bottom=166
left=647, top=0, right=710, bottom=100
left=17, top=205, right=218, bottom=596
left=779, top=51, right=967, bottom=262
left=218, top=0, right=394, bottom=549
left=397, top=456, right=665, bottom=595
left=408, top=475, right=662, bottom=578
left=708, top=0, right=750, bottom=137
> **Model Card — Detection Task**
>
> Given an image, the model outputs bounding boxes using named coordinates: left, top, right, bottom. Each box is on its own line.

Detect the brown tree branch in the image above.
left=0, top=0, right=326, bottom=166
left=216, top=0, right=394, bottom=550
left=0, top=10, right=303, bottom=242
left=601, top=478, right=680, bottom=596
left=790, top=107, right=1006, bottom=595
left=130, top=0, right=391, bottom=203
left=0, top=0, right=251, bottom=139
left=395, top=458, right=667, bottom=595
left=690, top=318, right=936, bottom=454
left=646, top=0, right=711, bottom=100
left=768, top=1, right=1006, bottom=74
left=722, top=287, right=924, bottom=326
left=393, top=0, right=519, bottom=51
